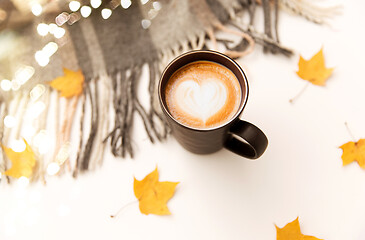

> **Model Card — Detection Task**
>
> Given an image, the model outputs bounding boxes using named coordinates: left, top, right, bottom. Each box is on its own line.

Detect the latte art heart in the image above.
left=164, top=61, right=241, bottom=129
left=175, top=79, right=227, bottom=122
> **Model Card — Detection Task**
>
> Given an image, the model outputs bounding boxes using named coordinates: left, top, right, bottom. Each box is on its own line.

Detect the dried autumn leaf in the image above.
left=49, top=68, right=84, bottom=98
left=276, top=217, right=322, bottom=240
left=339, top=139, right=365, bottom=168
left=1, top=139, right=36, bottom=179
left=134, top=167, right=179, bottom=215
left=296, top=48, right=334, bottom=86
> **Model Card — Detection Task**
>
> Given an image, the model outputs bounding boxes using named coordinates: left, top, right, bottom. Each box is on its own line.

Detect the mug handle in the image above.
left=224, top=120, right=268, bottom=159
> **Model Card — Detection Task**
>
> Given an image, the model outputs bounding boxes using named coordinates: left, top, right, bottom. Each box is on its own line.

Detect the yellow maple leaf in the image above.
left=339, top=139, right=365, bottom=168
left=276, top=217, right=322, bottom=240
left=2, top=139, right=36, bottom=179
left=296, top=48, right=334, bottom=86
left=134, top=167, right=179, bottom=215
left=49, top=68, right=84, bottom=98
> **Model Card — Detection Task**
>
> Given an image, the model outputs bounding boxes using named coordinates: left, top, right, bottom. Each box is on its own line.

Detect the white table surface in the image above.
left=1, top=1, right=365, bottom=239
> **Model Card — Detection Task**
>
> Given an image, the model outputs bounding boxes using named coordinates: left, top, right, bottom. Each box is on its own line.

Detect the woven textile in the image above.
left=0, top=0, right=340, bottom=181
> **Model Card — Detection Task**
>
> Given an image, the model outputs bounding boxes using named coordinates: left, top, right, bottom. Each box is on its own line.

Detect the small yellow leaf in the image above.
left=339, top=139, right=365, bottom=168
left=276, top=217, right=322, bottom=240
left=296, top=48, right=334, bottom=86
left=134, top=167, right=179, bottom=215
left=2, top=139, right=36, bottom=179
left=49, top=68, right=84, bottom=98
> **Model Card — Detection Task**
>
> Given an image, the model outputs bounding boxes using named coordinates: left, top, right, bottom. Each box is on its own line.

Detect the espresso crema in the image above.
left=164, top=61, right=242, bottom=129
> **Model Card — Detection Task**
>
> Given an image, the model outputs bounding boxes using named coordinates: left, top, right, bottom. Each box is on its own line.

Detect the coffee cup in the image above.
left=158, top=50, right=268, bottom=159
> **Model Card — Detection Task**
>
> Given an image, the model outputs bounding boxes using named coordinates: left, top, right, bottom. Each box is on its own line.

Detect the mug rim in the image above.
left=158, top=50, right=249, bottom=132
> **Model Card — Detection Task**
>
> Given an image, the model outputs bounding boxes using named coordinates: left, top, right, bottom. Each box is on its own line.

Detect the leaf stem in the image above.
left=289, top=82, right=310, bottom=104
left=344, top=122, right=356, bottom=142
left=110, top=200, right=138, bottom=219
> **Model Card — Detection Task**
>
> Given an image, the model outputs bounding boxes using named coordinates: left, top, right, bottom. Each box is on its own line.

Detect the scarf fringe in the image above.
left=280, top=0, right=342, bottom=25
left=75, top=78, right=100, bottom=172
left=0, top=101, right=9, bottom=183
left=103, top=63, right=169, bottom=159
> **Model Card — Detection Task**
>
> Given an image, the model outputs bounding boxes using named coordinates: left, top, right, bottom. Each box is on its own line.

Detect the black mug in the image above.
left=158, top=50, right=268, bottom=159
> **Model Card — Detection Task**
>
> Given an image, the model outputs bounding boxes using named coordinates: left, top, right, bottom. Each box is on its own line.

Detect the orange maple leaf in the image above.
left=1, top=139, right=36, bottom=179
left=49, top=68, right=84, bottom=98
left=339, top=139, right=365, bottom=168
left=296, top=48, right=334, bottom=86
left=276, top=217, right=322, bottom=240
left=134, top=167, right=179, bottom=215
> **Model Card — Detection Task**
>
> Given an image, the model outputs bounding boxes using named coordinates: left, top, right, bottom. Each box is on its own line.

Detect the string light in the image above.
left=37, top=23, right=49, bottom=36
left=80, top=6, right=92, bottom=18
left=148, top=9, right=157, bottom=19
left=30, top=84, right=46, bottom=101
left=44, top=42, right=58, bottom=56
left=17, top=176, right=29, bottom=188
left=14, top=66, right=35, bottom=85
left=35, top=42, right=58, bottom=67
left=55, top=142, right=71, bottom=165
left=91, top=0, right=102, bottom=8
left=54, top=27, right=66, bottom=39
left=33, top=130, right=47, bottom=147
left=69, top=1, right=81, bottom=12
left=68, top=13, right=81, bottom=25
left=38, top=143, right=50, bottom=155
left=121, top=0, right=132, bottom=9
left=35, top=42, right=58, bottom=68
left=31, top=3, right=43, bottom=16
left=33, top=130, right=50, bottom=154
left=101, top=8, right=112, bottom=19
left=48, top=23, right=58, bottom=34
left=141, top=19, right=151, bottom=29
left=1, top=79, right=12, bottom=91
left=11, top=140, right=26, bottom=152
left=153, top=1, right=162, bottom=10
left=55, top=12, right=70, bottom=26
left=23, top=126, right=36, bottom=139
left=37, top=23, right=65, bottom=39
left=4, top=115, right=16, bottom=128
left=47, top=163, right=60, bottom=175
left=35, top=51, right=49, bottom=67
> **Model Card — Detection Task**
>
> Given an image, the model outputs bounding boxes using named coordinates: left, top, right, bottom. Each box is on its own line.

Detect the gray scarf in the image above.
left=0, top=0, right=339, bottom=179
left=63, top=0, right=291, bottom=170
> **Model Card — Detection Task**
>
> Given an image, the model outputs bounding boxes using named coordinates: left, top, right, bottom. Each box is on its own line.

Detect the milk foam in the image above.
left=165, top=61, right=241, bottom=129
left=174, top=79, right=227, bottom=123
